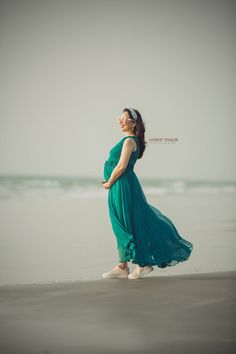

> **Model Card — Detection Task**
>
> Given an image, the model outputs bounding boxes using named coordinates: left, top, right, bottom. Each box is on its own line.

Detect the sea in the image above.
left=0, top=174, right=236, bottom=199
left=0, top=174, right=236, bottom=285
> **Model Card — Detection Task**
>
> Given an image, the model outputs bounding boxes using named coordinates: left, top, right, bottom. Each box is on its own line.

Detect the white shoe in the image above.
left=102, top=265, right=130, bottom=279
left=128, top=265, right=154, bottom=279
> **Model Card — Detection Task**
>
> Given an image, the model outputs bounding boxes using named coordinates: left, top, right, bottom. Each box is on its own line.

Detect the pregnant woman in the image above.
left=102, top=108, right=193, bottom=280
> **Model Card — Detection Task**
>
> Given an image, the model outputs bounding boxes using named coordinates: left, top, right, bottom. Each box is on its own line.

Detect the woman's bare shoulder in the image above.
left=123, top=137, right=137, bottom=152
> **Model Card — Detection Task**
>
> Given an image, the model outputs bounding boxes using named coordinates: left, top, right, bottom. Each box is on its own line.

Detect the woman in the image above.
left=102, top=108, right=193, bottom=280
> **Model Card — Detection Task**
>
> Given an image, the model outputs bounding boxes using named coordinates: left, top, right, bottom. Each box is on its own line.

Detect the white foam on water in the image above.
left=0, top=175, right=235, bottom=199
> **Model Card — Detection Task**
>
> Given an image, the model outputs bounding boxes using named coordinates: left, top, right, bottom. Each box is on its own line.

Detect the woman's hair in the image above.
left=123, top=108, right=147, bottom=159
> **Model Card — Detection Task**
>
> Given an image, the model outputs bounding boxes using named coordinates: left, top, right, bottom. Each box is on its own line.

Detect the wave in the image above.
left=0, top=175, right=235, bottom=199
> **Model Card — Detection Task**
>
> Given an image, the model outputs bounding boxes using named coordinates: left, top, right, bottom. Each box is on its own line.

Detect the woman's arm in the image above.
left=103, top=138, right=135, bottom=189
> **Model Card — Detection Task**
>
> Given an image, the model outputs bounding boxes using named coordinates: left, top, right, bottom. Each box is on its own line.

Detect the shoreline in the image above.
left=0, top=269, right=235, bottom=289
left=0, top=193, right=235, bottom=285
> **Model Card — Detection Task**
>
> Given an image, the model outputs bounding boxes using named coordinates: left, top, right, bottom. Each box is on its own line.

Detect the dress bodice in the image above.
left=105, top=136, right=139, bottom=169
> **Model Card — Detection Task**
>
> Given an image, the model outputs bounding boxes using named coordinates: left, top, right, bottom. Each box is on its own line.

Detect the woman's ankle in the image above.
left=118, top=263, right=128, bottom=270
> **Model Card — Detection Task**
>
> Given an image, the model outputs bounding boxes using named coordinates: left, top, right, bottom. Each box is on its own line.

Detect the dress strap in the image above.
left=123, top=136, right=137, bottom=140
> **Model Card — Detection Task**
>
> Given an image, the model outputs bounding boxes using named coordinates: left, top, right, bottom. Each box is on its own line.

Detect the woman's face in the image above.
left=118, top=111, right=136, bottom=133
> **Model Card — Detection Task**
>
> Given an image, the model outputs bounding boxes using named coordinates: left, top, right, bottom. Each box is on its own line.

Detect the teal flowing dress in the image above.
left=103, top=135, right=193, bottom=267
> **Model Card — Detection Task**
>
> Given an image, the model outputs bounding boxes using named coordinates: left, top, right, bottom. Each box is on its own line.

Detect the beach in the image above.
left=0, top=188, right=236, bottom=353
left=0, top=271, right=235, bottom=354
left=1, top=0, right=235, bottom=351
left=0, top=192, right=235, bottom=285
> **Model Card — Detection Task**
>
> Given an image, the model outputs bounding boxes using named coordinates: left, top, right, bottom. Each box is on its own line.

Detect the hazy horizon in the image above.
left=1, top=0, right=235, bottom=181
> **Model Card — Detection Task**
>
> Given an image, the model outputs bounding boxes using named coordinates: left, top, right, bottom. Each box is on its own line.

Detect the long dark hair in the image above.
left=123, top=108, right=147, bottom=159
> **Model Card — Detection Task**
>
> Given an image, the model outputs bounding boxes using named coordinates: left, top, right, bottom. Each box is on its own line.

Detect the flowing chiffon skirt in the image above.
left=104, top=160, right=193, bottom=267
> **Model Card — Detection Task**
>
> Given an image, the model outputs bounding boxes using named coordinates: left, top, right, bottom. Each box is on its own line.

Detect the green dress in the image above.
left=103, top=135, right=193, bottom=267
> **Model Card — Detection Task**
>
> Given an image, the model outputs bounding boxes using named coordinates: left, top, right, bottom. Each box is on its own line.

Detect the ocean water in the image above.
left=0, top=174, right=235, bottom=199
left=0, top=174, right=236, bottom=285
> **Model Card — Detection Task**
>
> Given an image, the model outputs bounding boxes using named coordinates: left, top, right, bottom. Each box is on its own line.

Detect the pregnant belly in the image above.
left=103, top=160, right=117, bottom=181
left=103, top=160, right=135, bottom=182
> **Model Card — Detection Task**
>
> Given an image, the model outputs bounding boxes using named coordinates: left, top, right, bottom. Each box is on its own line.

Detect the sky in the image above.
left=0, top=0, right=235, bottom=181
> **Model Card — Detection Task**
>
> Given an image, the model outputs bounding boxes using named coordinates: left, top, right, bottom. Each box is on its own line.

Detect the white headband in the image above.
left=128, top=108, right=138, bottom=121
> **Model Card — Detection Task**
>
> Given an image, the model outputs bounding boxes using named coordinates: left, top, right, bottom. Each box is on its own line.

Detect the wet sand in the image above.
left=0, top=193, right=236, bottom=285
left=0, top=270, right=235, bottom=354
left=0, top=193, right=235, bottom=352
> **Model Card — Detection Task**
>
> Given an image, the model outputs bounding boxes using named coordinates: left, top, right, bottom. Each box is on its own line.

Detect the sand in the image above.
left=0, top=192, right=235, bottom=353
left=0, top=270, right=235, bottom=354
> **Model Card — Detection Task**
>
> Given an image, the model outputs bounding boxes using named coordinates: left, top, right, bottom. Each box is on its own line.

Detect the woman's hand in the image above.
left=101, top=180, right=112, bottom=189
